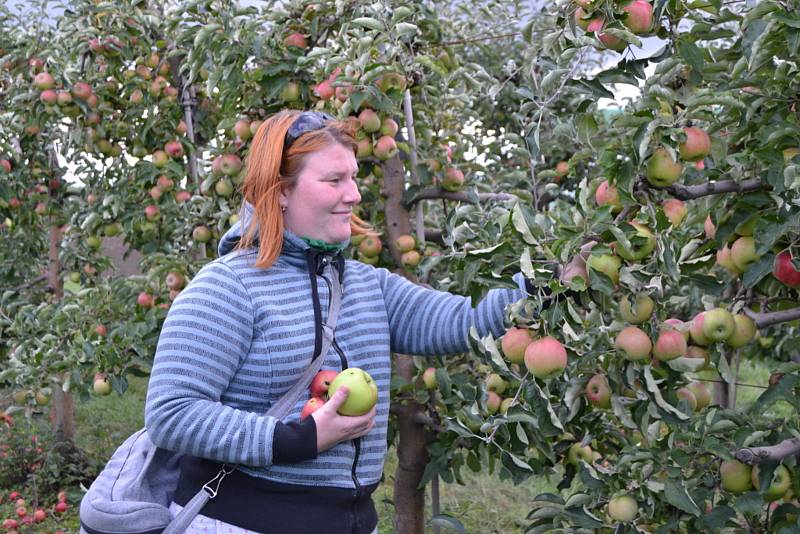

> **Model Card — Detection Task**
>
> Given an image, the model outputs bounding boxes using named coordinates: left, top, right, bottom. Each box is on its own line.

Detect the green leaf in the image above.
left=742, top=253, right=774, bottom=288
left=352, top=17, right=385, bottom=31
left=663, top=479, right=701, bottom=516
left=701, top=505, right=736, bottom=528
left=562, top=505, right=604, bottom=528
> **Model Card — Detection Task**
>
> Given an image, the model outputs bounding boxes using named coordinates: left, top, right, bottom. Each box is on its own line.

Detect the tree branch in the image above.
left=407, top=188, right=515, bottom=207
left=659, top=178, right=765, bottom=200
left=743, top=307, right=800, bottom=329
left=734, top=438, right=800, bottom=465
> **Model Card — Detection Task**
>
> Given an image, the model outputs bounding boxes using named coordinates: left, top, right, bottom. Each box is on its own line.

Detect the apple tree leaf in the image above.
left=663, top=479, right=701, bottom=516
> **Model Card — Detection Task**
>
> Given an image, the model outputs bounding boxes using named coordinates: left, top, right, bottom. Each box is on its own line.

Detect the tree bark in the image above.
left=384, top=153, right=429, bottom=534
left=407, top=188, right=515, bottom=207
left=744, top=307, right=800, bottom=329
left=735, top=438, right=800, bottom=464
left=662, top=178, right=764, bottom=200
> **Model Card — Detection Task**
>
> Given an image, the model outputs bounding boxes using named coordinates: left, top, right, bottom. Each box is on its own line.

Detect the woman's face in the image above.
left=280, top=142, right=361, bottom=244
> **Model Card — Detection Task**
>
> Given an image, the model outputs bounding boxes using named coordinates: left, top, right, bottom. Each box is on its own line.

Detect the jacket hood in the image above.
left=218, top=202, right=350, bottom=258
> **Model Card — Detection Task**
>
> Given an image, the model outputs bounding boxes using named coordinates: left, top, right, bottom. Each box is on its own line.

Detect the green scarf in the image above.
left=301, top=237, right=346, bottom=253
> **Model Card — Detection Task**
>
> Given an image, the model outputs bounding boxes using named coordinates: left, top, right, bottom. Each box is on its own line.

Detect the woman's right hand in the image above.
left=312, top=386, right=376, bottom=453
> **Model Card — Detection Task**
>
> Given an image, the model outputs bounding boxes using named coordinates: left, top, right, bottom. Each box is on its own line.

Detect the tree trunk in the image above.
left=383, top=154, right=429, bottom=533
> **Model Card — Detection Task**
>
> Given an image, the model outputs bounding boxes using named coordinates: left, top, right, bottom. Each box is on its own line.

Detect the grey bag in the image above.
left=79, top=265, right=343, bottom=534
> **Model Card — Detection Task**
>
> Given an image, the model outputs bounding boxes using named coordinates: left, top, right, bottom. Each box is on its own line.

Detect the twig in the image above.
left=7, top=275, right=48, bottom=294
left=407, top=188, right=516, bottom=206
left=693, top=378, right=767, bottom=390
left=743, top=307, right=800, bottom=329
left=659, top=178, right=765, bottom=200
left=734, top=438, right=800, bottom=465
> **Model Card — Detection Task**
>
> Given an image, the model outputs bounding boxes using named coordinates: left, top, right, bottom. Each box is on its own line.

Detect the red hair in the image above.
left=236, top=109, right=372, bottom=268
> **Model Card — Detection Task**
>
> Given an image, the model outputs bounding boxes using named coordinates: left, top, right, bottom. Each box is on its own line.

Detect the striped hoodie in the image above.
left=144, top=204, right=528, bottom=532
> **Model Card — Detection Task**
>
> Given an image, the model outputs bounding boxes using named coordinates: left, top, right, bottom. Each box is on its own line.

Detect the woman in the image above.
left=144, top=110, right=535, bottom=534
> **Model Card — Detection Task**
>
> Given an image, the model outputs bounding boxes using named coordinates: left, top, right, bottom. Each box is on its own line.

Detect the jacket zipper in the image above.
left=323, top=273, right=362, bottom=533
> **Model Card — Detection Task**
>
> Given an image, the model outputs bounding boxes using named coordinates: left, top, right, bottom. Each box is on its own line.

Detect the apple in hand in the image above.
left=310, top=370, right=338, bottom=399
left=301, top=397, right=325, bottom=420
left=328, top=368, right=378, bottom=416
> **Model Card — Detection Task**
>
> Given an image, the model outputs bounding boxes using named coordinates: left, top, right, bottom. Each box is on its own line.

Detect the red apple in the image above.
left=144, top=205, right=160, bottom=221
left=441, top=167, right=465, bottom=192
left=310, top=370, right=338, bottom=399
left=54, top=501, right=68, bottom=513
left=137, top=292, right=154, bottom=308
left=679, top=126, right=711, bottom=162
left=165, top=140, right=184, bottom=158
left=94, top=324, right=107, bottom=337
left=314, top=79, right=335, bottom=100
left=72, top=81, right=93, bottom=100
left=300, top=397, right=325, bottom=420
left=585, top=373, right=612, bottom=409
left=524, top=336, right=567, bottom=378
left=0, top=159, right=11, bottom=173
left=653, top=329, right=687, bottom=361
left=615, top=326, right=652, bottom=361
left=622, top=0, right=654, bottom=34
left=595, top=180, right=622, bottom=211
left=165, top=272, right=185, bottom=290
left=662, top=198, right=687, bottom=226
left=39, top=89, right=58, bottom=105
left=33, top=72, right=55, bottom=90
left=358, top=109, right=381, bottom=133
left=284, top=32, right=308, bottom=49
left=773, top=251, right=800, bottom=288
left=373, top=136, right=398, bottom=161
left=501, top=326, right=534, bottom=364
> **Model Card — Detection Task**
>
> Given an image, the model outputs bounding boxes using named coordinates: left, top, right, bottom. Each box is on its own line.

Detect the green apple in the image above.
left=752, top=464, right=791, bottom=502
left=720, top=460, right=753, bottom=493
left=422, top=367, right=437, bottom=390
left=486, top=391, right=502, bottom=415
left=566, top=442, right=593, bottom=466
left=585, top=374, right=611, bottom=409
left=620, top=294, right=655, bottom=324
left=616, top=223, right=656, bottom=261
left=702, top=308, right=735, bottom=342
left=501, top=326, right=534, bottom=364
left=726, top=314, right=756, bottom=348
left=587, top=253, right=622, bottom=284
left=486, top=373, right=507, bottom=395
left=675, top=387, right=697, bottom=411
left=607, top=496, right=638, bottom=522
left=730, top=236, right=760, bottom=271
left=646, top=148, right=683, bottom=187
left=686, top=381, right=711, bottom=410
left=615, top=326, right=652, bottom=361
left=328, top=368, right=379, bottom=416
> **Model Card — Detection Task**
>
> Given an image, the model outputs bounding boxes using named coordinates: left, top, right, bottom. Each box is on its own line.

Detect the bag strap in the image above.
left=164, top=263, right=343, bottom=533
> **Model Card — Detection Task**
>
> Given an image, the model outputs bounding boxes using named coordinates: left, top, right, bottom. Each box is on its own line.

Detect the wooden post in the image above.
left=384, top=153, right=429, bottom=534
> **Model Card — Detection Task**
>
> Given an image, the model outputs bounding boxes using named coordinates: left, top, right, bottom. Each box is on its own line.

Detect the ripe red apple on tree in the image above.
left=615, top=326, right=652, bottom=361
left=679, top=126, right=711, bottom=162
left=380, top=118, right=399, bottom=137
left=233, top=119, right=251, bottom=141
left=646, top=147, right=683, bottom=187
left=328, top=368, right=379, bottom=416
left=704, top=215, right=716, bottom=239
left=144, top=205, right=160, bottom=221
left=594, top=179, right=622, bottom=212
left=501, top=326, right=534, bottom=364
left=395, top=234, right=416, bottom=253
left=359, top=235, right=382, bottom=257
left=39, top=89, right=58, bottom=105
left=137, top=292, right=154, bottom=308
left=574, top=7, right=592, bottom=30
left=675, top=387, right=697, bottom=411
left=653, top=329, right=687, bottom=361
left=94, top=324, right=108, bottom=337
left=165, top=272, right=185, bottom=290
left=0, top=159, right=11, bottom=173
left=686, top=381, right=711, bottom=410
left=524, top=336, right=567, bottom=378
left=310, top=370, right=338, bottom=399
left=621, top=0, right=653, bottom=34
left=401, top=250, right=421, bottom=268
left=587, top=18, right=627, bottom=51
left=373, top=136, right=398, bottom=160
left=555, top=160, right=569, bottom=177
left=773, top=251, right=800, bottom=288
left=314, top=79, right=335, bottom=100
left=358, top=109, right=381, bottom=133
left=54, top=501, right=68, bottom=513
left=284, top=32, right=308, bottom=49
left=585, top=374, right=611, bottom=409
left=662, top=198, right=687, bottom=226
left=716, top=244, right=742, bottom=276
left=72, top=81, right=92, bottom=100
left=485, top=391, right=502, bottom=415
left=689, top=311, right=711, bottom=346
left=165, top=140, right=184, bottom=159
left=441, top=167, right=465, bottom=191
left=33, top=72, right=55, bottom=90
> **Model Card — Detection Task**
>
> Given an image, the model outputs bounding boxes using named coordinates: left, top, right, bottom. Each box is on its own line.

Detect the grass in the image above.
left=0, top=355, right=790, bottom=533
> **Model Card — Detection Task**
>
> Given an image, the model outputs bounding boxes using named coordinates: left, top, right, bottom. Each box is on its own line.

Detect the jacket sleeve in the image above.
left=374, top=268, right=529, bottom=356
left=144, top=260, right=314, bottom=467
